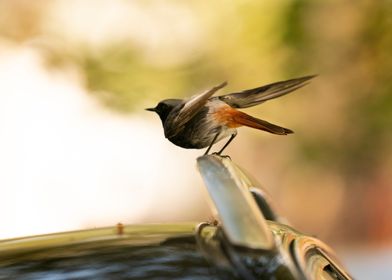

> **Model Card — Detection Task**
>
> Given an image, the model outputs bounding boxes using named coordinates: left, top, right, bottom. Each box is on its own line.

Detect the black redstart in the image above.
left=146, top=75, right=315, bottom=155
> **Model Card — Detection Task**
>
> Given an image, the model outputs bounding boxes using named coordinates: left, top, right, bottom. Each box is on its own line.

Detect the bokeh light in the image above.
left=0, top=0, right=391, bottom=278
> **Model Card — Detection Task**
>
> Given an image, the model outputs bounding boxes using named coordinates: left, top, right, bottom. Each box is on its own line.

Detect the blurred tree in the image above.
left=0, top=0, right=391, bottom=245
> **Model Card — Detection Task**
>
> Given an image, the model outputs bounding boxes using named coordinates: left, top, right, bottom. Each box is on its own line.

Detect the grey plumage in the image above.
left=218, top=75, right=316, bottom=108
left=147, top=75, right=316, bottom=153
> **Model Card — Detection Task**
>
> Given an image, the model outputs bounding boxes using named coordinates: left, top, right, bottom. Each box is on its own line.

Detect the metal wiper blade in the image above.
left=197, top=155, right=275, bottom=251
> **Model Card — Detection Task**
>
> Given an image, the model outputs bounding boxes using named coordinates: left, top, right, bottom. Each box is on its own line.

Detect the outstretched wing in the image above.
left=164, top=81, right=227, bottom=138
left=218, top=75, right=316, bottom=108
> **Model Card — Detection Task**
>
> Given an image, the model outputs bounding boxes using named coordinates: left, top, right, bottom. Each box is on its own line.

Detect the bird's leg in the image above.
left=217, top=132, right=237, bottom=155
left=204, top=130, right=220, bottom=155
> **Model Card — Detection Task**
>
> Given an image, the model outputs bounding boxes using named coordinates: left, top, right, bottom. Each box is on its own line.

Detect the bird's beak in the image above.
left=145, top=107, right=156, bottom=112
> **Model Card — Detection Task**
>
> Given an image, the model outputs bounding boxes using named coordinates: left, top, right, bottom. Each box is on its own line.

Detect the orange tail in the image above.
left=233, top=111, right=293, bottom=135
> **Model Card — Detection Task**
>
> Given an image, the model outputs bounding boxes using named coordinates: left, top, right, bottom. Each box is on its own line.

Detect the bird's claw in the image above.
left=211, top=152, right=232, bottom=160
left=207, top=216, right=219, bottom=226
left=220, top=154, right=232, bottom=160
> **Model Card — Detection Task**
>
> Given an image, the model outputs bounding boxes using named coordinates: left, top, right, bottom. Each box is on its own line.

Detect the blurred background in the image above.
left=0, top=0, right=391, bottom=278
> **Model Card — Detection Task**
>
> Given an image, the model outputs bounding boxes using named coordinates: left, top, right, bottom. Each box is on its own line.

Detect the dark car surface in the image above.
left=0, top=156, right=352, bottom=280
left=0, top=224, right=233, bottom=279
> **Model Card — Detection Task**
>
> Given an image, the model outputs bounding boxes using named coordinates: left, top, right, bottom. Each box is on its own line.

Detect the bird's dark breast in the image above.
left=168, top=134, right=203, bottom=149
left=167, top=106, right=212, bottom=149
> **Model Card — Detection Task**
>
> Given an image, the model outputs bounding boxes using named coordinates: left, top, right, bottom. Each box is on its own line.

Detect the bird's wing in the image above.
left=218, top=75, right=316, bottom=108
left=164, top=81, right=227, bottom=138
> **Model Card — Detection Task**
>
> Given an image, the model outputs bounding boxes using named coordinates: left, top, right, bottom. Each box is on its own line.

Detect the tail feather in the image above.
left=233, top=111, right=293, bottom=135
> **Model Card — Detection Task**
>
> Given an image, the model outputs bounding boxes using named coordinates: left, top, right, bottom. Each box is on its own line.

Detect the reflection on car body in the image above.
left=0, top=155, right=352, bottom=279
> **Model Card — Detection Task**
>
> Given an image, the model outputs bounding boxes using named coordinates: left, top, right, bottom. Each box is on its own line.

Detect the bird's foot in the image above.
left=211, top=152, right=231, bottom=160
left=207, top=216, right=219, bottom=226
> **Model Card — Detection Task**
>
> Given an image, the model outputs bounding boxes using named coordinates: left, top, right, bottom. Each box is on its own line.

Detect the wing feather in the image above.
left=219, top=75, right=316, bottom=108
left=164, top=82, right=227, bottom=138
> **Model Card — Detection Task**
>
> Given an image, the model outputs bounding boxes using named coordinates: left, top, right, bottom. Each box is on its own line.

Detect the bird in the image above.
left=146, top=75, right=316, bottom=155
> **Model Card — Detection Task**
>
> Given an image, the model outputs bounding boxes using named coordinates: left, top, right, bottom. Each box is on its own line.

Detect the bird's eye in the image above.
left=158, top=103, right=167, bottom=110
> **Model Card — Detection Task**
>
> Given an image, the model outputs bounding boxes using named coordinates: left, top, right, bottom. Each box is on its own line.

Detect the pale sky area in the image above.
left=0, top=47, right=210, bottom=239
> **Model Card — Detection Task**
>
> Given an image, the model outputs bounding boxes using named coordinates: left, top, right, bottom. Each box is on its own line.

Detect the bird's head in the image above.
left=145, top=99, right=182, bottom=124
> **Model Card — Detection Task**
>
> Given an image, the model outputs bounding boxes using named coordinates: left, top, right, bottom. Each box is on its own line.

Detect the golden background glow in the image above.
left=0, top=0, right=391, bottom=278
